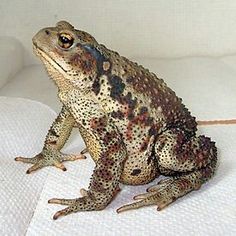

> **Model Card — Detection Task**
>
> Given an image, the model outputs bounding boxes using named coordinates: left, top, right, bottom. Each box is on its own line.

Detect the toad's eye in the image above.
left=58, top=33, right=74, bottom=49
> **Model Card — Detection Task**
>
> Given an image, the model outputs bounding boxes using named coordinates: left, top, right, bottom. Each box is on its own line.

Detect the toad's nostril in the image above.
left=45, top=30, right=50, bottom=35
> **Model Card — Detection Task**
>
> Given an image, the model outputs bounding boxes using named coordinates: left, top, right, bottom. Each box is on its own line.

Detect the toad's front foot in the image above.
left=15, top=149, right=86, bottom=174
left=48, top=186, right=121, bottom=220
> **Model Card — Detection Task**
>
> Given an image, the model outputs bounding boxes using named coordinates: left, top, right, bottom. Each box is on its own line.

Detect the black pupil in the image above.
left=60, top=35, right=72, bottom=45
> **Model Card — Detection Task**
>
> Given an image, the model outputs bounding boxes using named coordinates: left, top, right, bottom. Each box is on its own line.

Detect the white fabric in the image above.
left=0, top=37, right=23, bottom=88
left=1, top=0, right=236, bottom=65
left=0, top=97, right=56, bottom=235
left=0, top=54, right=236, bottom=235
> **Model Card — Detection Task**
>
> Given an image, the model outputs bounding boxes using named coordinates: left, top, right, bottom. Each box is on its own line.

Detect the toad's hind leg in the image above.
left=117, top=128, right=217, bottom=213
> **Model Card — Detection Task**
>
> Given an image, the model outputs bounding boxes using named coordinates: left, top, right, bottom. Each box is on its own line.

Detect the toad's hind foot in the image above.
left=117, top=129, right=218, bottom=213
left=15, top=149, right=86, bottom=174
left=117, top=157, right=216, bottom=213
left=117, top=177, right=198, bottom=213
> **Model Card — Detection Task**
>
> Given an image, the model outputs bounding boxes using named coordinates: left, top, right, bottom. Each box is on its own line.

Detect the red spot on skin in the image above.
left=177, top=179, right=191, bottom=191
left=174, top=131, right=186, bottom=155
left=90, top=118, right=97, bottom=129
left=94, top=168, right=113, bottom=181
left=195, top=152, right=206, bottom=166
left=201, top=166, right=212, bottom=180
left=140, top=137, right=149, bottom=151
left=45, top=140, right=57, bottom=145
left=125, top=123, right=133, bottom=141
left=100, top=155, right=115, bottom=167
left=195, top=144, right=212, bottom=167
left=103, top=131, right=117, bottom=145
left=108, top=144, right=121, bottom=153
left=104, top=140, right=124, bottom=157
left=90, top=117, right=107, bottom=130
left=70, top=46, right=97, bottom=75
left=125, top=109, right=154, bottom=142
left=121, top=105, right=129, bottom=117
left=72, top=52, right=95, bottom=72
left=90, top=179, right=106, bottom=193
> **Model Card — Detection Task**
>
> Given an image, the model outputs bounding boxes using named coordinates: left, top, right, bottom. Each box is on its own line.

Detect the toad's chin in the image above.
left=32, top=43, right=73, bottom=90
left=32, top=43, right=67, bottom=75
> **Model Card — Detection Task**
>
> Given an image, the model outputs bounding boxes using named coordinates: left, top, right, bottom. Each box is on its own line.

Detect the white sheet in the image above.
left=0, top=97, right=56, bottom=235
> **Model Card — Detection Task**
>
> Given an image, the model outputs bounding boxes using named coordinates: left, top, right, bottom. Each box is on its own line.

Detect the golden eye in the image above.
left=58, top=33, right=74, bottom=49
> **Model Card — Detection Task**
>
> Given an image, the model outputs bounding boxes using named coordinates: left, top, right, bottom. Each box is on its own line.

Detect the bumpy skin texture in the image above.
left=16, top=21, right=217, bottom=219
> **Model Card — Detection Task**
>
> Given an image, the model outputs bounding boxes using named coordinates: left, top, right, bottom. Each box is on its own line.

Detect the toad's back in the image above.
left=96, top=46, right=197, bottom=141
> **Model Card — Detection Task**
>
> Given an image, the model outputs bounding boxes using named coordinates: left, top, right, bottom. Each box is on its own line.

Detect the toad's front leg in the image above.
left=49, top=93, right=127, bottom=219
left=15, top=105, right=86, bottom=173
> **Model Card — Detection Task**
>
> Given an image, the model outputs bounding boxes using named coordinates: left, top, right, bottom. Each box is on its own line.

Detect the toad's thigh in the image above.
left=120, top=152, right=159, bottom=185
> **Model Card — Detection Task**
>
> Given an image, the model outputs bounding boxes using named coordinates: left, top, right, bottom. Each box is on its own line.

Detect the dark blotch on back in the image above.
left=111, top=110, right=124, bottom=119
left=131, top=169, right=141, bottom=176
left=148, top=126, right=157, bottom=136
left=92, top=79, right=100, bottom=95
left=108, top=75, right=125, bottom=100
left=123, top=92, right=137, bottom=110
left=139, top=106, right=148, bottom=115
left=82, top=44, right=111, bottom=95
left=82, top=45, right=106, bottom=64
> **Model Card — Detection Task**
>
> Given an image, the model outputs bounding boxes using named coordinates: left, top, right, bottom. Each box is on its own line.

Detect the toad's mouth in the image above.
left=32, top=43, right=68, bottom=74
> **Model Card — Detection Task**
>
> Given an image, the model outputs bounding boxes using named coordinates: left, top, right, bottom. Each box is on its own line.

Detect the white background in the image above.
left=1, top=0, right=236, bottom=64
